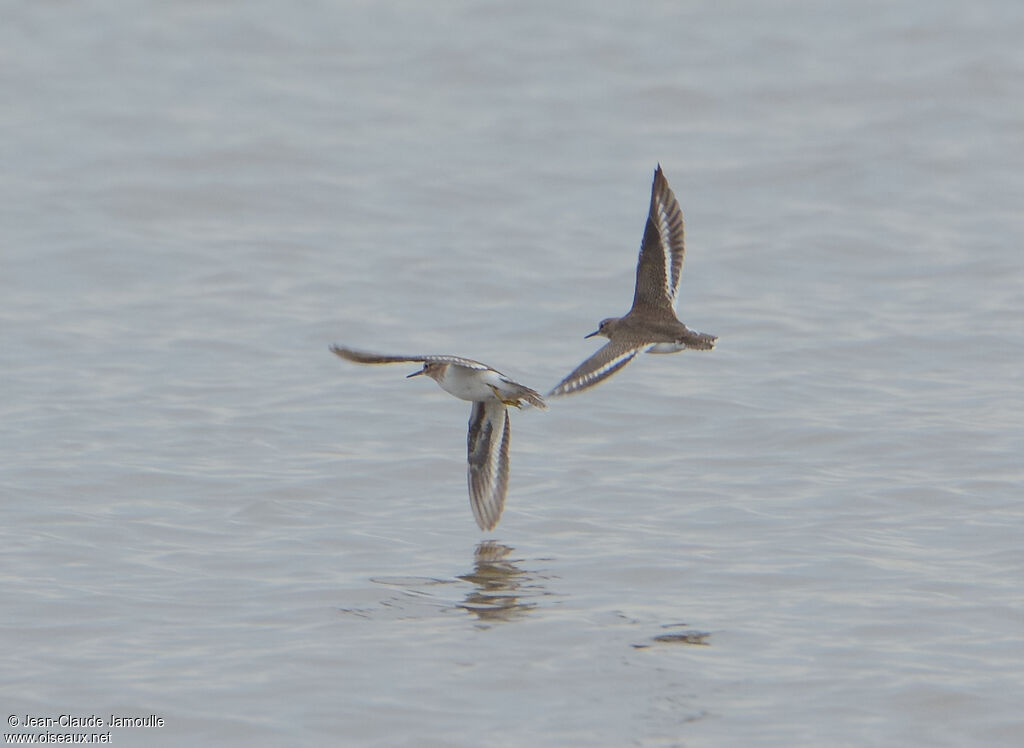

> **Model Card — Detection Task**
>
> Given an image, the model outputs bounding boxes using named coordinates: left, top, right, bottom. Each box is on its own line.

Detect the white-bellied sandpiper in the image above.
left=330, top=345, right=546, bottom=531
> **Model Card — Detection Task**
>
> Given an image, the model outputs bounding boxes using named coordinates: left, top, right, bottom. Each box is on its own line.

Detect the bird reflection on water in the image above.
left=347, top=542, right=554, bottom=623
left=456, top=541, right=549, bottom=624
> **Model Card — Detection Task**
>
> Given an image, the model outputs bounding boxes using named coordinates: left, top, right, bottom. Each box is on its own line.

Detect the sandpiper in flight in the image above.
left=549, top=165, right=717, bottom=396
left=330, top=345, right=546, bottom=531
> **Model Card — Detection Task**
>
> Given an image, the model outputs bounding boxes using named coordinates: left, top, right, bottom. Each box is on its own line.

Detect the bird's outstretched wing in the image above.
left=467, top=401, right=511, bottom=531
left=630, top=165, right=685, bottom=313
left=330, top=345, right=490, bottom=370
left=548, top=341, right=643, bottom=397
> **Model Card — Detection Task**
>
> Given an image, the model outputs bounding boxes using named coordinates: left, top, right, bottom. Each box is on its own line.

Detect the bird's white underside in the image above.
left=438, top=365, right=516, bottom=403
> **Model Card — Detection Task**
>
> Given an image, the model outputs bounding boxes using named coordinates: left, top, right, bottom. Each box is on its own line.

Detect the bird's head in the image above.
left=407, top=361, right=445, bottom=381
left=585, top=317, right=619, bottom=340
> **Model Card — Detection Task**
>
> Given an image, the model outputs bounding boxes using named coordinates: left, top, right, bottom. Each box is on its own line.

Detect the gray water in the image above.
left=3, top=1, right=1023, bottom=746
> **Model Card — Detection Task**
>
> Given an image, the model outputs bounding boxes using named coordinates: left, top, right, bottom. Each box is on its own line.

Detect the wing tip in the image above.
left=330, top=344, right=352, bottom=360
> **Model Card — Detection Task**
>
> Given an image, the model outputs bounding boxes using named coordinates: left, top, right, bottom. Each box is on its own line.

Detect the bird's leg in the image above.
left=489, top=385, right=522, bottom=408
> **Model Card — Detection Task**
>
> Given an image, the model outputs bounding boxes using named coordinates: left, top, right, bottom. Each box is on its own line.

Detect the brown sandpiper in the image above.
left=549, top=165, right=717, bottom=397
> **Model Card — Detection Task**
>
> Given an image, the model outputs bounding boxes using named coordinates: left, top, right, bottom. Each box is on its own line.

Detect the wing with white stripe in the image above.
left=630, top=165, right=685, bottom=312
left=330, top=345, right=491, bottom=370
left=547, top=341, right=642, bottom=397
left=467, top=401, right=511, bottom=531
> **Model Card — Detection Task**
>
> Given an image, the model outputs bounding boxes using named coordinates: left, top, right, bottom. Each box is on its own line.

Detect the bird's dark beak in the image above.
left=406, top=366, right=426, bottom=378
left=584, top=329, right=600, bottom=339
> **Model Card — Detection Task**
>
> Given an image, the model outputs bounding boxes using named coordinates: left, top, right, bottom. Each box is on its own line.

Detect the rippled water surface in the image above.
left=3, top=2, right=1023, bottom=746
